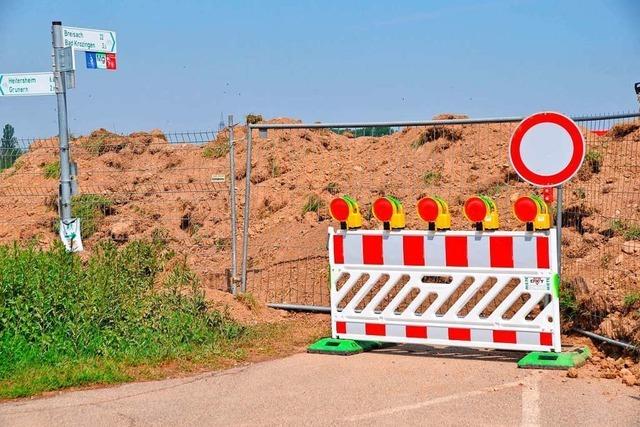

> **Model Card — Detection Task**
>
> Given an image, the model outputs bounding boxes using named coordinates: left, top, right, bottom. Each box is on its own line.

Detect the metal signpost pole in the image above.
left=52, top=21, right=73, bottom=222
left=556, top=185, right=563, bottom=275
left=240, top=123, right=253, bottom=293
left=228, top=115, right=238, bottom=294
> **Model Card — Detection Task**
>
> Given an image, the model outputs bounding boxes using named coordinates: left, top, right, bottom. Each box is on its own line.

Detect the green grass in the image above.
left=235, top=292, right=259, bottom=311
left=325, top=182, right=340, bottom=195
left=202, top=140, right=229, bottom=159
left=302, top=194, right=324, bottom=215
left=42, top=160, right=60, bottom=179
left=610, top=219, right=640, bottom=241
left=0, top=240, right=245, bottom=399
left=268, top=156, right=282, bottom=178
left=559, top=282, right=580, bottom=320
left=623, top=292, right=640, bottom=308
left=422, top=171, right=442, bottom=185
left=585, top=149, right=602, bottom=173
left=72, top=194, right=114, bottom=238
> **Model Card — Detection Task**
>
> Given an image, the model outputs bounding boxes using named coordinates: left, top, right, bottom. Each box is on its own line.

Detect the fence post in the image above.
left=228, top=115, right=238, bottom=295
left=240, top=122, right=253, bottom=293
left=51, top=21, right=73, bottom=222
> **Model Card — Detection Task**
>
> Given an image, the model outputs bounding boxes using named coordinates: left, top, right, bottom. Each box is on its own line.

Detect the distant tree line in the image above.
left=330, top=126, right=396, bottom=137
left=1, top=124, right=22, bottom=169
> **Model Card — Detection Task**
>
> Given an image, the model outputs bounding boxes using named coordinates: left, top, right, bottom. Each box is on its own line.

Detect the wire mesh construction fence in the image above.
left=0, top=127, right=244, bottom=293
left=241, top=113, right=640, bottom=345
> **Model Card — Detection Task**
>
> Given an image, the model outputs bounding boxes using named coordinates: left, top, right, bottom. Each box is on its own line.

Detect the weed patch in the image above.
left=623, top=292, right=640, bottom=308
left=72, top=194, right=114, bottom=238
left=0, top=240, right=245, bottom=398
left=611, top=219, right=640, bottom=241
left=325, top=182, right=340, bottom=195
left=202, top=139, right=229, bottom=159
left=302, top=194, right=324, bottom=215
left=42, top=160, right=60, bottom=179
left=412, top=126, right=462, bottom=148
left=585, top=150, right=602, bottom=174
left=422, top=171, right=442, bottom=186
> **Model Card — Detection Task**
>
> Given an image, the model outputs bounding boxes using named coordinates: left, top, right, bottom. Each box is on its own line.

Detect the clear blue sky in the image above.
left=0, top=0, right=638, bottom=138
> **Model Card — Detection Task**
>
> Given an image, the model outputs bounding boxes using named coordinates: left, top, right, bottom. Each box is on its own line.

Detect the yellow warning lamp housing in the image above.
left=463, top=195, right=500, bottom=231
left=513, top=194, right=550, bottom=231
left=417, top=196, right=451, bottom=231
left=372, top=196, right=405, bottom=230
left=329, top=196, right=363, bottom=230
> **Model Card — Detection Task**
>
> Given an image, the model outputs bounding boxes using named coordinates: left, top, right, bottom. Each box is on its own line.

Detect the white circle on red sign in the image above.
left=509, top=112, right=585, bottom=187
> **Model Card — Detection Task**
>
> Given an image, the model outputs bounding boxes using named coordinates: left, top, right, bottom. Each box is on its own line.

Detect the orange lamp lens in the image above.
left=372, top=197, right=394, bottom=222
left=417, top=197, right=439, bottom=222
left=513, top=196, right=538, bottom=222
left=329, top=198, right=350, bottom=221
left=464, top=197, right=487, bottom=222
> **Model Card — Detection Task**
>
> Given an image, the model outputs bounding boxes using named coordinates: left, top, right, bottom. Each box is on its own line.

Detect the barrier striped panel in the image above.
left=328, top=227, right=561, bottom=353
left=332, top=230, right=551, bottom=269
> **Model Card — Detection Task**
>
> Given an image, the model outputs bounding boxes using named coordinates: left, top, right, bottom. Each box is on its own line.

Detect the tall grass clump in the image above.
left=0, top=240, right=244, bottom=398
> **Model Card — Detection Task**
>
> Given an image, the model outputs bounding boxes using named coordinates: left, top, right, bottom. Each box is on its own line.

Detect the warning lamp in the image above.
left=329, top=196, right=363, bottom=230
left=513, top=194, right=550, bottom=231
left=463, top=195, right=499, bottom=231
left=542, top=187, right=554, bottom=204
left=417, top=196, right=450, bottom=231
left=372, top=196, right=405, bottom=230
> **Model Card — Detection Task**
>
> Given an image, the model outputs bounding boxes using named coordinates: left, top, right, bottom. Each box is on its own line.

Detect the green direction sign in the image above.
left=62, top=26, right=117, bottom=53
left=0, top=72, right=55, bottom=97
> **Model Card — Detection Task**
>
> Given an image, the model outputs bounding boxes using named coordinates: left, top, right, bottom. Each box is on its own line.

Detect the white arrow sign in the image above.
left=62, top=26, right=117, bottom=53
left=0, top=72, right=55, bottom=97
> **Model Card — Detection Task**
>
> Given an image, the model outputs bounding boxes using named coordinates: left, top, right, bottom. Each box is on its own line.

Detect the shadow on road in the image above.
left=370, top=344, right=524, bottom=363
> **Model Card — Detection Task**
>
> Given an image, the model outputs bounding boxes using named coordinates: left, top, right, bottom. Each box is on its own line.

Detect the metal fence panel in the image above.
left=241, top=113, right=640, bottom=344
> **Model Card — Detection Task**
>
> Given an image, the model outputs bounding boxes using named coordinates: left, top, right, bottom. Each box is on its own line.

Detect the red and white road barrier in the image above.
left=328, top=228, right=561, bottom=353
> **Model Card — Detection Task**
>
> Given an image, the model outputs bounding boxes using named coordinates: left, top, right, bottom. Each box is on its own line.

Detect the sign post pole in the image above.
left=51, top=21, right=73, bottom=222
left=556, top=185, right=563, bottom=274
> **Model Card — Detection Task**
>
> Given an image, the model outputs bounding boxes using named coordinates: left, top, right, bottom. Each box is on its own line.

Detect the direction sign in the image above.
left=0, top=72, right=55, bottom=97
left=62, top=26, right=116, bottom=53
left=509, top=112, right=585, bottom=187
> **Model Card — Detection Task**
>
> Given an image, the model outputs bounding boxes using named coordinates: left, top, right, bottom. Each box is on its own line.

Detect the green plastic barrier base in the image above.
left=518, top=347, right=591, bottom=370
left=307, top=337, right=385, bottom=356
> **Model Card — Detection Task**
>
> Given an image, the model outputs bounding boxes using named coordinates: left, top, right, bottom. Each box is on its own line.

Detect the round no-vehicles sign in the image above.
left=509, top=112, right=585, bottom=187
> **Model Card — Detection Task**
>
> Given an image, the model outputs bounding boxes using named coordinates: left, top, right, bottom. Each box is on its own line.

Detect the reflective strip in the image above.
left=467, top=235, right=490, bottom=267
left=386, top=324, right=405, bottom=338
left=382, top=234, right=403, bottom=265
left=445, top=236, right=468, bottom=267
left=536, top=237, right=550, bottom=269
left=513, top=235, right=537, bottom=268
left=428, top=326, right=448, bottom=340
left=365, top=323, right=386, bottom=336
left=346, top=322, right=365, bottom=335
left=403, top=235, right=425, bottom=266
left=489, top=236, right=514, bottom=268
left=406, top=325, right=428, bottom=338
left=362, top=235, right=383, bottom=265
left=516, top=331, right=540, bottom=346
left=333, top=235, right=344, bottom=264
left=470, top=328, right=492, bottom=343
left=343, top=234, right=363, bottom=264
left=425, top=235, right=446, bottom=266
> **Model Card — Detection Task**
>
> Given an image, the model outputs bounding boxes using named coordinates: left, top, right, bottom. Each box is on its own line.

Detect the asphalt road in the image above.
left=1, top=345, right=638, bottom=426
